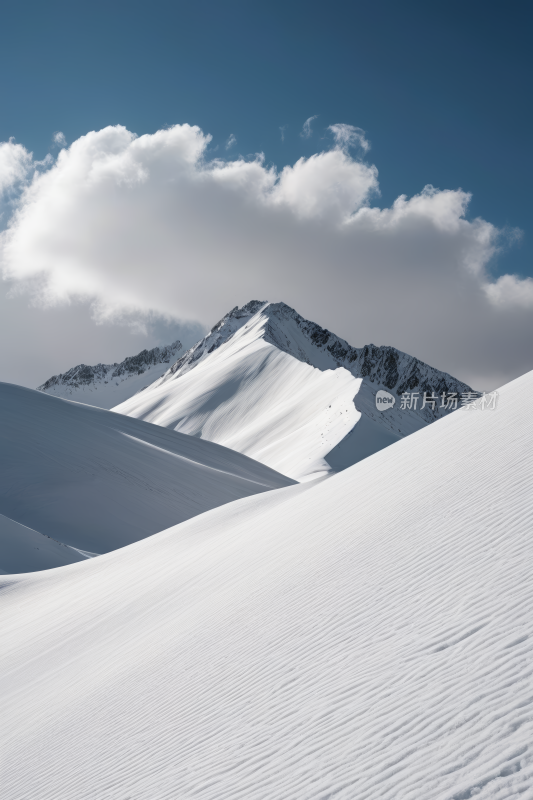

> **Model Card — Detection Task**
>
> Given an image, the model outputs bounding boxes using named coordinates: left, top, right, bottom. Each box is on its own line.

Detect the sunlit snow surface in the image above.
left=117, top=334, right=363, bottom=481
left=114, top=305, right=412, bottom=480
left=2, top=371, right=532, bottom=798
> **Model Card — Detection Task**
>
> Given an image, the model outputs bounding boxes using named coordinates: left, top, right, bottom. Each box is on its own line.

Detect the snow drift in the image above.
left=0, top=382, right=294, bottom=560
left=1, top=370, right=532, bottom=798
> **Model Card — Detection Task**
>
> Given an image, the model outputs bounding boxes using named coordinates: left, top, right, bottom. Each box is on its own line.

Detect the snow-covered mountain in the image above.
left=38, top=340, right=183, bottom=408
left=2, top=368, right=531, bottom=799
left=0, top=382, right=294, bottom=564
left=115, top=300, right=473, bottom=480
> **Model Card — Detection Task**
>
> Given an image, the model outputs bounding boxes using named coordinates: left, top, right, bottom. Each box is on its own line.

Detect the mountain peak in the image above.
left=38, top=299, right=474, bottom=480
left=161, top=300, right=471, bottom=408
left=113, top=300, right=473, bottom=480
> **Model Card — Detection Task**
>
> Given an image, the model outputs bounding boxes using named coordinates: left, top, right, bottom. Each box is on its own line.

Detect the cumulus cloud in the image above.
left=273, top=148, right=378, bottom=220
left=484, top=274, right=533, bottom=309
left=301, top=115, right=318, bottom=139
left=225, top=134, right=236, bottom=150
left=0, top=122, right=532, bottom=389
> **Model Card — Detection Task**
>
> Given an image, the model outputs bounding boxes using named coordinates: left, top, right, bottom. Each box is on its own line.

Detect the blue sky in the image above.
left=0, top=0, right=532, bottom=388
left=2, top=0, right=530, bottom=276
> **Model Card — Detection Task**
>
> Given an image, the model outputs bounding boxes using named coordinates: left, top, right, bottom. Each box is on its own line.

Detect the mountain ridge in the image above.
left=38, top=301, right=472, bottom=414
left=37, top=340, right=183, bottom=408
left=113, top=301, right=473, bottom=480
left=160, top=300, right=472, bottom=408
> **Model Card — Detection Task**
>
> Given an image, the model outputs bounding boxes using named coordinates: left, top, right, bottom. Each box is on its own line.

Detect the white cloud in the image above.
left=53, top=131, right=67, bottom=148
left=225, top=134, right=236, bottom=150
left=0, top=279, right=206, bottom=388
left=273, top=149, right=378, bottom=220
left=0, top=140, right=32, bottom=195
left=484, top=274, right=533, bottom=308
left=329, top=124, right=370, bottom=153
left=0, top=122, right=532, bottom=389
left=301, top=115, right=318, bottom=139
left=279, top=125, right=287, bottom=142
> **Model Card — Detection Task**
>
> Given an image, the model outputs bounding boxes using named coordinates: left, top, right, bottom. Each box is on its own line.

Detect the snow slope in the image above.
left=0, top=513, right=88, bottom=574
left=2, top=371, right=532, bottom=799
left=0, top=382, right=294, bottom=557
left=38, top=340, right=183, bottom=408
left=115, top=300, right=472, bottom=480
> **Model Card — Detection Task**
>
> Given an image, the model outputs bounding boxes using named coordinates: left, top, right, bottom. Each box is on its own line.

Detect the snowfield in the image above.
left=0, top=382, right=294, bottom=561
left=2, top=370, right=532, bottom=799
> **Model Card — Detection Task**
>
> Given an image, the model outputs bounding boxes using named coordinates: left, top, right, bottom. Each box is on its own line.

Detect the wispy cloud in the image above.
left=53, top=132, right=67, bottom=148
left=279, top=125, right=287, bottom=142
left=0, top=140, right=32, bottom=195
left=328, top=124, right=370, bottom=153
left=300, top=116, right=318, bottom=139
left=225, top=134, right=236, bottom=150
